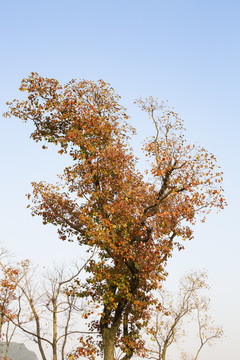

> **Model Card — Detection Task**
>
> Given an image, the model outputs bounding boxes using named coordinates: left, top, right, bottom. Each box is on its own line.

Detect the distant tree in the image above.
left=180, top=303, right=224, bottom=360
left=0, top=248, right=23, bottom=359
left=5, top=73, right=226, bottom=360
left=146, top=270, right=224, bottom=360
left=2, top=260, right=89, bottom=360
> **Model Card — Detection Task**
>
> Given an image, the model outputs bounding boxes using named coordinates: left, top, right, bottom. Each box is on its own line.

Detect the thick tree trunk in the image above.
left=102, top=328, right=115, bottom=360
left=100, top=297, right=126, bottom=360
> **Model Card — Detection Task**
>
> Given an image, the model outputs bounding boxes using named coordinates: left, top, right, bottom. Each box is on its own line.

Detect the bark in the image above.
left=102, top=328, right=116, bottom=360
left=29, top=299, right=47, bottom=360
left=121, top=349, right=134, bottom=360
left=162, top=343, right=167, bottom=360
left=52, top=298, right=57, bottom=360
left=4, top=321, right=16, bottom=360
left=194, top=344, right=203, bottom=360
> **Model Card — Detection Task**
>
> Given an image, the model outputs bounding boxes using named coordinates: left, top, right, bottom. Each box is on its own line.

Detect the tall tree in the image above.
left=4, top=73, right=226, bottom=360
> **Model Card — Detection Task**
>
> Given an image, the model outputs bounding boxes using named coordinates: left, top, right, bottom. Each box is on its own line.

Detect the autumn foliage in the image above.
left=4, top=73, right=226, bottom=360
left=0, top=263, right=19, bottom=334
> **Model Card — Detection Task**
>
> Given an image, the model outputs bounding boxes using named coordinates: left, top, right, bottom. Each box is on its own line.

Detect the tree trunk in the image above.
left=52, top=298, right=57, bottom=360
left=4, top=342, right=10, bottom=359
left=161, top=343, right=167, bottom=360
left=194, top=343, right=203, bottom=360
left=102, top=328, right=116, bottom=360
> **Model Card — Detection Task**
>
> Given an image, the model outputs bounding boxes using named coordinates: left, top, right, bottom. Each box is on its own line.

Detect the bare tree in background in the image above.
left=0, top=247, right=21, bottom=359
left=180, top=300, right=224, bottom=360
left=2, top=257, right=95, bottom=360
left=145, top=270, right=224, bottom=360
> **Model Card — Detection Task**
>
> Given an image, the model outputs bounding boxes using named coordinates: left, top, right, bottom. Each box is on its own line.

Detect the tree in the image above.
left=2, top=259, right=89, bottom=360
left=145, top=270, right=224, bottom=360
left=0, top=248, right=23, bottom=360
left=182, top=302, right=224, bottom=360
left=4, top=73, right=226, bottom=360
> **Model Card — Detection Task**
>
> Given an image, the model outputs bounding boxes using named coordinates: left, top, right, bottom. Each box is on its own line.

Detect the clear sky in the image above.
left=1, top=1, right=240, bottom=359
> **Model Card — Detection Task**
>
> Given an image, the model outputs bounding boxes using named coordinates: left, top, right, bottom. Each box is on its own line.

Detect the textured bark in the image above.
left=102, top=328, right=116, bottom=360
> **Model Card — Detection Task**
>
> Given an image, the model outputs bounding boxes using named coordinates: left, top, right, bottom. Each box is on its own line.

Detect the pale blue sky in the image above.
left=1, top=1, right=240, bottom=359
